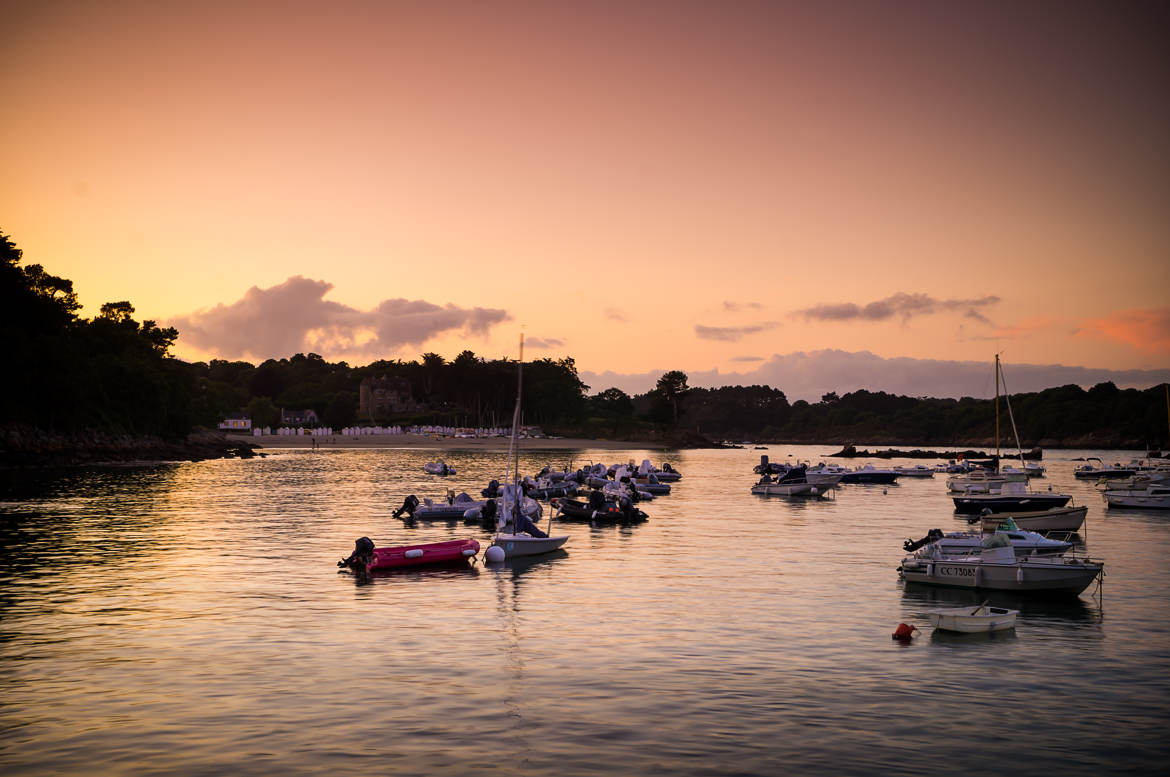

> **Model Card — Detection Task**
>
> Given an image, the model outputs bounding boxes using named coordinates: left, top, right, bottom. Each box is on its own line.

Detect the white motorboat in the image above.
left=927, top=602, right=1018, bottom=633
left=899, top=534, right=1103, bottom=594
left=977, top=505, right=1088, bottom=533
left=1103, top=484, right=1170, bottom=510
left=892, top=465, right=935, bottom=478
left=1074, top=457, right=1137, bottom=480
left=772, top=461, right=842, bottom=488
left=751, top=466, right=824, bottom=497
left=905, top=521, right=1072, bottom=557
left=946, top=470, right=1024, bottom=493
left=838, top=464, right=899, bottom=484
left=1000, top=463, right=1045, bottom=479
left=952, top=480, right=1072, bottom=514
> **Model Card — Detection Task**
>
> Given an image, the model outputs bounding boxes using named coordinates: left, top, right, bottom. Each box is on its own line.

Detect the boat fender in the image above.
left=464, top=507, right=482, bottom=520
left=404, top=549, right=424, bottom=559
left=1016, top=565, right=1024, bottom=583
left=461, top=548, right=477, bottom=557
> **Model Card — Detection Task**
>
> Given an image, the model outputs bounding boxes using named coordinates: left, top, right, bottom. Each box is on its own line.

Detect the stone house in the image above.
left=359, top=376, right=420, bottom=418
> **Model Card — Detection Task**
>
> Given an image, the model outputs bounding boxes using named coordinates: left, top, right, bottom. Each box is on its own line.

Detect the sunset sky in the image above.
left=3, top=0, right=1168, bottom=399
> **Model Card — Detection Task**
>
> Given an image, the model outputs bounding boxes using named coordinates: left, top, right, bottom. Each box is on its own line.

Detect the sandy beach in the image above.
left=234, top=433, right=671, bottom=451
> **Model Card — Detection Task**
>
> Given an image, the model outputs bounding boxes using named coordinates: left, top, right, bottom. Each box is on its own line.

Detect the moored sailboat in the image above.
left=488, top=334, right=569, bottom=559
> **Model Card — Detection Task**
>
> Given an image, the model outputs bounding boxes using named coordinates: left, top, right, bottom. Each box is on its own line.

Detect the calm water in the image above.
left=2, top=445, right=1169, bottom=776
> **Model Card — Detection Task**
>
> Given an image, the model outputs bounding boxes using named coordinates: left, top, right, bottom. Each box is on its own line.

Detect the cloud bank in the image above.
left=525, top=336, right=565, bottom=349
left=694, top=322, right=778, bottom=341
left=169, top=276, right=510, bottom=361
left=580, top=350, right=1170, bottom=402
left=797, top=293, right=1001, bottom=325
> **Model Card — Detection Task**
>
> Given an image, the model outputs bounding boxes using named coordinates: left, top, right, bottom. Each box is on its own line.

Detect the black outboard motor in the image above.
left=393, top=494, right=420, bottom=519
left=481, top=479, right=500, bottom=498
left=617, top=495, right=633, bottom=518
left=479, top=498, right=497, bottom=528
left=338, top=536, right=376, bottom=569
left=587, top=489, right=606, bottom=511
left=903, top=528, right=944, bottom=552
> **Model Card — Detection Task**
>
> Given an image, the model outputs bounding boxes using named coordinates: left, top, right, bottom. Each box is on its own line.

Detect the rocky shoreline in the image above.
left=0, top=426, right=260, bottom=469
left=823, top=443, right=1044, bottom=460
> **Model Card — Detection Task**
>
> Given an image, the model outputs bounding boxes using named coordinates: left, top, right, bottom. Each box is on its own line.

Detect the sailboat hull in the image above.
left=953, top=494, right=1071, bottom=514
left=491, top=534, right=569, bottom=557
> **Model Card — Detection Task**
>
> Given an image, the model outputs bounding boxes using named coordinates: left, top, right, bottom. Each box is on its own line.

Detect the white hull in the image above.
left=979, top=506, right=1087, bottom=533
left=491, top=534, right=569, bottom=558
left=1105, top=493, right=1170, bottom=509
left=751, top=482, right=820, bottom=496
left=893, top=467, right=935, bottom=478
left=805, top=472, right=843, bottom=488
left=900, top=555, right=1102, bottom=594
left=927, top=606, right=1018, bottom=632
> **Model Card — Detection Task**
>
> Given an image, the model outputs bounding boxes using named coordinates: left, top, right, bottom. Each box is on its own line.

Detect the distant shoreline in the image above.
left=236, top=433, right=673, bottom=451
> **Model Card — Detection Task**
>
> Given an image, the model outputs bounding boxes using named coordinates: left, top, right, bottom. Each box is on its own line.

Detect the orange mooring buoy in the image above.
left=892, top=623, right=917, bottom=640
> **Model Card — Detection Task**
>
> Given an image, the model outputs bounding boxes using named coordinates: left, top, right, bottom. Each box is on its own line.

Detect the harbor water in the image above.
left=2, top=445, right=1169, bottom=776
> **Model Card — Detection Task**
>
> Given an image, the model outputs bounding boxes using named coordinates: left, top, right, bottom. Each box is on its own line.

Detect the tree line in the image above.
left=3, top=229, right=1167, bottom=450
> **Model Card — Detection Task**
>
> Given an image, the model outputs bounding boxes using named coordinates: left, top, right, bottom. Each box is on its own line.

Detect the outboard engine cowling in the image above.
left=338, top=536, right=376, bottom=569
left=393, top=494, right=420, bottom=519
left=903, top=528, right=944, bottom=552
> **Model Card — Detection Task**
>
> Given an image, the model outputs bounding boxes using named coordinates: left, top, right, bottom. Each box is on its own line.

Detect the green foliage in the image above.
left=246, top=396, right=280, bottom=429
left=653, top=370, right=690, bottom=426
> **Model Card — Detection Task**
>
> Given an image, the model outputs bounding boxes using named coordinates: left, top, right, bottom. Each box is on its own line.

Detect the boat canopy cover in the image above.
left=999, top=517, right=1020, bottom=531
left=982, top=533, right=1012, bottom=548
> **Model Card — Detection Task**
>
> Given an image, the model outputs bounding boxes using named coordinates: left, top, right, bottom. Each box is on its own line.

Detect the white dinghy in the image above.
left=927, top=601, right=1018, bottom=633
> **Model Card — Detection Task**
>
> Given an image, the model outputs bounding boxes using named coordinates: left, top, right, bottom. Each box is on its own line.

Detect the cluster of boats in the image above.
left=1080, top=457, right=1170, bottom=510
left=338, top=457, right=683, bottom=574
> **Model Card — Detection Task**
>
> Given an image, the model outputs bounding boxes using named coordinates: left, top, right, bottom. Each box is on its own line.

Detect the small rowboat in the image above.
left=926, top=602, right=1018, bottom=633
left=339, top=538, right=480, bottom=572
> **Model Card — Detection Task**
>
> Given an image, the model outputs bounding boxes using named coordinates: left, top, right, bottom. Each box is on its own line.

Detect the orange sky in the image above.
left=2, top=0, right=1168, bottom=394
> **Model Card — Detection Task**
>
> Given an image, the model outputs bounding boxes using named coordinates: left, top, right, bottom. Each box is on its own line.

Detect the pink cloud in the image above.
left=169, top=276, right=509, bottom=361
left=1076, top=308, right=1170, bottom=354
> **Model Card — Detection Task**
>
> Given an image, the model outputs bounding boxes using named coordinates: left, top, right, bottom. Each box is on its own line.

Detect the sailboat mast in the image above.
left=998, top=358, right=1026, bottom=467
left=514, top=333, right=524, bottom=493
left=995, top=354, right=1001, bottom=464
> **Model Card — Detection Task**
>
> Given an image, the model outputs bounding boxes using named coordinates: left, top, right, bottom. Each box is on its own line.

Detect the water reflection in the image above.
left=929, top=627, right=1020, bottom=645
left=2, top=445, right=1168, bottom=777
left=901, top=582, right=1103, bottom=624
